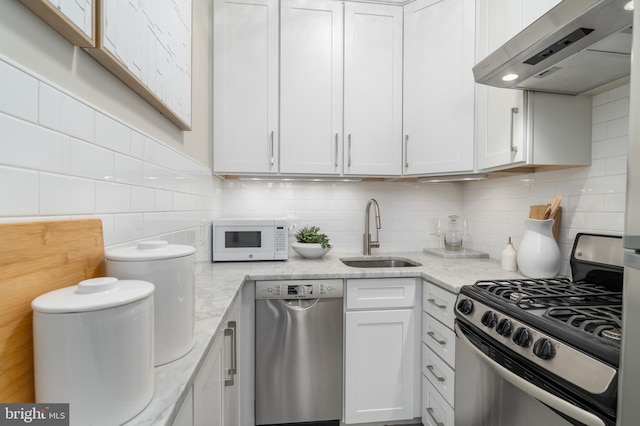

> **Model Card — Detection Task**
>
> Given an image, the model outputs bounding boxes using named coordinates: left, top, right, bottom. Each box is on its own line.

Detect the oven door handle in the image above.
left=454, top=323, right=606, bottom=426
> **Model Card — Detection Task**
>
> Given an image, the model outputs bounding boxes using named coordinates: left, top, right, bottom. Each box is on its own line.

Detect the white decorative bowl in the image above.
left=291, top=242, right=331, bottom=259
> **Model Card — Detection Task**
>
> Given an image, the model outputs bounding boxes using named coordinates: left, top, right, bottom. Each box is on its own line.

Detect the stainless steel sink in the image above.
left=340, top=257, right=422, bottom=268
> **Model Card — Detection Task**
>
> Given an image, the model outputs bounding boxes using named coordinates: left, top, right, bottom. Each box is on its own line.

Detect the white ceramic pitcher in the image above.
left=517, top=219, right=561, bottom=278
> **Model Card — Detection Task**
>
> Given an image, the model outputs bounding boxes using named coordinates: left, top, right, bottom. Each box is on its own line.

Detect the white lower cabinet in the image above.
left=193, top=297, right=241, bottom=426
left=172, top=388, right=193, bottom=426
left=344, top=278, right=417, bottom=424
left=421, top=280, right=457, bottom=425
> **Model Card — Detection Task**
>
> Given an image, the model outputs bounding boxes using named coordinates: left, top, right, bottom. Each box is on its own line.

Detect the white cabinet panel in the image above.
left=344, top=3, right=402, bottom=176
left=423, top=312, right=456, bottom=368
left=422, top=343, right=455, bottom=407
left=346, top=278, right=416, bottom=310
left=172, top=387, right=193, bottom=426
left=193, top=334, right=224, bottom=426
left=345, top=309, right=415, bottom=424
left=422, top=377, right=454, bottom=426
left=403, top=0, right=475, bottom=175
left=423, top=281, right=457, bottom=328
left=280, top=0, right=343, bottom=174
left=213, top=0, right=279, bottom=174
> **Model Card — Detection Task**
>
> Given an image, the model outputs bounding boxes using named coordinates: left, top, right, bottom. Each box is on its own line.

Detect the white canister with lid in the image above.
left=105, top=240, right=196, bottom=365
left=32, top=277, right=155, bottom=426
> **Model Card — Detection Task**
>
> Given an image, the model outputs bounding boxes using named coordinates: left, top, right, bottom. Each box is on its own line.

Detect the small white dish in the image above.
left=291, top=242, right=331, bottom=259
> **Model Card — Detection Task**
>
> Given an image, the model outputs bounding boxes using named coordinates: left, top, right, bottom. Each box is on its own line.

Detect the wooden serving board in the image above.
left=0, top=219, right=105, bottom=402
left=529, top=205, right=562, bottom=240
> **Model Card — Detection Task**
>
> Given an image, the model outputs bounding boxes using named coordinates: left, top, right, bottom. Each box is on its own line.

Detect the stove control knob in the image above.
left=533, top=338, right=556, bottom=360
left=495, top=318, right=513, bottom=337
left=457, top=299, right=474, bottom=315
left=512, top=327, right=532, bottom=347
left=481, top=311, right=497, bottom=328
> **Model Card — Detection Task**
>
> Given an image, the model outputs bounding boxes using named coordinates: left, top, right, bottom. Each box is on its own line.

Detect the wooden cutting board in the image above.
left=529, top=205, right=562, bottom=240
left=0, top=219, right=105, bottom=402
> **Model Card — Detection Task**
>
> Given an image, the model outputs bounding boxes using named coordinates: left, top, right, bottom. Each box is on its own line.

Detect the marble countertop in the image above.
left=124, top=251, right=525, bottom=425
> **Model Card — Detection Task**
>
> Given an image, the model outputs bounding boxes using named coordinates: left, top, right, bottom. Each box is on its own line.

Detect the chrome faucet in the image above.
left=363, top=198, right=381, bottom=255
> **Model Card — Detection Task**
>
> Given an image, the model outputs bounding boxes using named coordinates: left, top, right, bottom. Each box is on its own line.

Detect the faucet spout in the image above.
left=364, top=199, right=381, bottom=255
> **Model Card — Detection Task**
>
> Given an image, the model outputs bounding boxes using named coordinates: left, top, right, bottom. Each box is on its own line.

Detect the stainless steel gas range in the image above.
left=454, top=233, right=623, bottom=426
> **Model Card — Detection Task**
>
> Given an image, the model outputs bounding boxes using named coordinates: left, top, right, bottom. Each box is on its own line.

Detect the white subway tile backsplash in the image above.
left=40, top=173, right=95, bottom=215
left=592, top=97, right=629, bottom=124
left=0, top=167, right=39, bottom=216
left=95, top=113, right=131, bottom=154
left=155, top=189, right=173, bottom=211
left=96, top=181, right=131, bottom=213
left=39, top=83, right=95, bottom=142
left=0, top=56, right=218, bottom=262
left=0, top=113, right=70, bottom=173
left=69, top=138, right=114, bottom=181
left=0, top=61, right=38, bottom=123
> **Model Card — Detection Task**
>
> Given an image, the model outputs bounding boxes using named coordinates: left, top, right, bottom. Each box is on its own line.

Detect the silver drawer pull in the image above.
left=426, top=407, right=444, bottom=426
left=427, top=298, right=447, bottom=310
left=427, top=331, right=446, bottom=346
left=426, top=365, right=445, bottom=382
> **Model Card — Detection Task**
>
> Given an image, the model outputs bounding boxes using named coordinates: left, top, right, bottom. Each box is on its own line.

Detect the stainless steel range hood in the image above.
left=473, top=0, right=634, bottom=95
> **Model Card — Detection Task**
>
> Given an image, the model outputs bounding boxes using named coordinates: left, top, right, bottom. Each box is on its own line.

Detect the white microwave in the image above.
left=212, top=219, right=288, bottom=261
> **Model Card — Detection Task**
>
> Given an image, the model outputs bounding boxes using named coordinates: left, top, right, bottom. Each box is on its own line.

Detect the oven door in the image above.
left=455, top=322, right=609, bottom=426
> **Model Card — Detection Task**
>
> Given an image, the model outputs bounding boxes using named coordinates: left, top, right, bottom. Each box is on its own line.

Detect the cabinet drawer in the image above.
left=422, top=312, right=455, bottom=368
left=346, top=278, right=415, bottom=309
left=422, top=376, right=454, bottom=426
left=423, top=281, right=456, bottom=329
left=422, top=343, right=455, bottom=407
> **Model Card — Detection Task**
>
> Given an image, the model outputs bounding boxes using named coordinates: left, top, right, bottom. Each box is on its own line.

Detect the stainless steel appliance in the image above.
left=455, top=233, right=623, bottom=426
left=473, top=0, right=633, bottom=94
left=255, top=279, right=343, bottom=425
left=211, top=218, right=288, bottom=261
left=619, top=5, right=640, bottom=425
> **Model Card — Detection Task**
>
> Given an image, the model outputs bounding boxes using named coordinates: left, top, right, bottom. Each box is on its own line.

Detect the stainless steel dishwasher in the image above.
left=255, top=279, right=344, bottom=426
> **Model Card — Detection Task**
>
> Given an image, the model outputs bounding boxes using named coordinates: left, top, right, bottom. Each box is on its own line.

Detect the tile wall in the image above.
left=0, top=56, right=221, bottom=266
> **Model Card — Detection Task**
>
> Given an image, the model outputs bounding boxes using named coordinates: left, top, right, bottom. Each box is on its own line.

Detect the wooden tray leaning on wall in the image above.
left=529, top=204, right=562, bottom=241
left=0, top=219, right=105, bottom=402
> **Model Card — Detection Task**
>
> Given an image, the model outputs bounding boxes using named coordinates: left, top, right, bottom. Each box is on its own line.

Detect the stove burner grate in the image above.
left=545, top=305, right=623, bottom=347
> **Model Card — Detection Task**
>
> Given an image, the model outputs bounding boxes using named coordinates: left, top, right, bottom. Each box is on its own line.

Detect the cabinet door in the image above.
left=213, top=0, right=278, bottom=174
left=223, top=301, right=241, bottom=425
left=193, top=334, right=224, bottom=426
left=344, top=309, right=415, bottom=424
left=280, top=0, right=343, bottom=174
left=475, top=0, right=562, bottom=171
left=403, top=0, right=475, bottom=175
left=344, top=3, right=402, bottom=176
left=172, top=387, right=193, bottom=426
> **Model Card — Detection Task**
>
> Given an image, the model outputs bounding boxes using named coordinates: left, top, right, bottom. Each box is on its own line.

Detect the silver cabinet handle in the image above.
left=269, top=131, right=275, bottom=166
left=224, top=320, right=237, bottom=386
left=404, top=134, right=409, bottom=169
left=427, top=298, right=447, bottom=310
left=348, top=133, right=352, bottom=168
left=334, top=133, right=339, bottom=167
left=427, top=331, right=446, bottom=346
left=510, top=107, right=519, bottom=153
left=426, top=365, right=445, bottom=382
left=426, top=407, right=444, bottom=426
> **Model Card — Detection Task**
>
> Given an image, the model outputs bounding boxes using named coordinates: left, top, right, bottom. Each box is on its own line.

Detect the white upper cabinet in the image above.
left=280, top=0, right=344, bottom=175
left=403, top=0, right=476, bottom=176
left=344, top=3, right=403, bottom=176
left=213, top=0, right=279, bottom=174
left=475, top=0, right=586, bottom=172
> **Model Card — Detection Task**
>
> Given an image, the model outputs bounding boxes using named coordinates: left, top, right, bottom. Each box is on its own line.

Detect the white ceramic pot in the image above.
left=106, top=240, right=196, bottom=366
left=291, top=242, right=331, bottom=259
left=517, top=219, right=561, bottom=278
left=32, top=277, right=155, bottom=426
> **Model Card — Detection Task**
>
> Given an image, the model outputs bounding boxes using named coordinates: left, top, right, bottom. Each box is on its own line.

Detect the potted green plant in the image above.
left=291, top=226, right=332, bottom=258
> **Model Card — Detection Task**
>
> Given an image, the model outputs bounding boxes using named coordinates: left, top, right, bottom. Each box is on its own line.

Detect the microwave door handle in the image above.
left=455, top=323, right=605, bottom=426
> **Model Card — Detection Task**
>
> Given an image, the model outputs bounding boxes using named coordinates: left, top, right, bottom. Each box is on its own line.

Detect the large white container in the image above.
left=106, top=240, right=196, bottom=366
left=32, top=277, right=155, bottom=426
